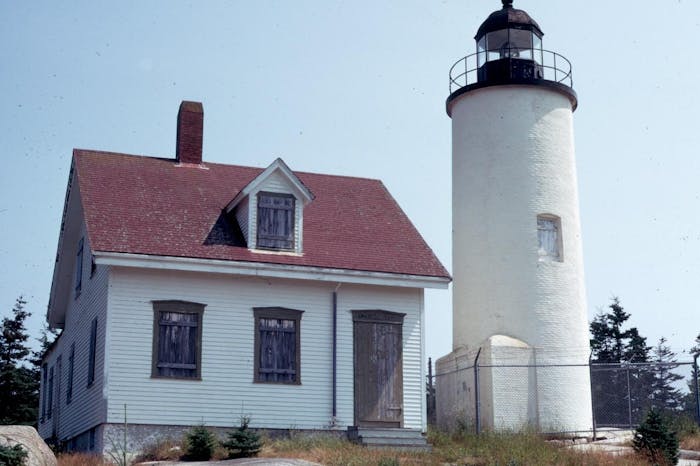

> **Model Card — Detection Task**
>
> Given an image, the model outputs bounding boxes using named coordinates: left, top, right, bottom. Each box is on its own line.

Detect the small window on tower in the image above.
left=537, top=215, right=562, bottom=261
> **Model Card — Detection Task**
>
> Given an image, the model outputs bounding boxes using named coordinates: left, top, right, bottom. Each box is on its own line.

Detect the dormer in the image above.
left=225, top=158, right=314, bottom=254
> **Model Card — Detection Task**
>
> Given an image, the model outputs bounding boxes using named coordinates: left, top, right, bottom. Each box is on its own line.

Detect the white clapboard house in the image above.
left=37, top=101, right=450, bottom=454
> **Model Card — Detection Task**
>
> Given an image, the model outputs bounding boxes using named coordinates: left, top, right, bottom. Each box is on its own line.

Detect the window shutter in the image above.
left=257, top=193, right=295, bottom=250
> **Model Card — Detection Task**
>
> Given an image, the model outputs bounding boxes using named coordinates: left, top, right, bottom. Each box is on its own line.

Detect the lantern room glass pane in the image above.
left=509, top=29, right=533, bottom=60
left=477, top=36, right=486, bottom=67
left=533, top=34, right=543, bottom=64
left=485, top=29, right=508, bottom=61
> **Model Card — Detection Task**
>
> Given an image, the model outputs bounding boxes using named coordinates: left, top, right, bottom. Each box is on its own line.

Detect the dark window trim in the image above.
left=67, top=342, right=75, bottom=404
left=75, top=237, right=84, bottom=298
left=47, top=366, right=54, bottom=419
left=253, top=306, right=303, bottom=385
left=256, top=191, right=296, bottom=251
left=351, top=309, right=406, bottom=325
left=40, top=363, right=48, bottom=422
left=151, top=300, right=205, bottom=380
left=87, top=317, right=97, bottom=387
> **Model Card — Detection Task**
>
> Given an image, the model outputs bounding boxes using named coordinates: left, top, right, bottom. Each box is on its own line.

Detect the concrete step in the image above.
left=347, top=427, right=431, bottom=452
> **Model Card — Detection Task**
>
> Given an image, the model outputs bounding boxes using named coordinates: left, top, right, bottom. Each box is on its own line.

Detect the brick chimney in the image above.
left=176, top=101, right=203, bottom=164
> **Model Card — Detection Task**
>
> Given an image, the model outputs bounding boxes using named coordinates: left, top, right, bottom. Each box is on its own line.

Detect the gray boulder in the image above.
left=0, top=426, right=56, bottom=466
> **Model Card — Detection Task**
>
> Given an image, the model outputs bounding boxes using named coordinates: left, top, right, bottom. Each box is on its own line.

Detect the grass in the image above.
left=56, top=427, right=700, bottom=466
left=682, top=432, right=700, bottom=451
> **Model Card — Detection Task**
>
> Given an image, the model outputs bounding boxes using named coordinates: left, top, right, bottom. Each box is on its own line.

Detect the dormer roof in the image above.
left=225, top=157, right=314, bottom=214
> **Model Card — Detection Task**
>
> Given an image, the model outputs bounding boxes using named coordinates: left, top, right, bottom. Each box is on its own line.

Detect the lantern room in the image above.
left=476, top=0, right=544, bottom=82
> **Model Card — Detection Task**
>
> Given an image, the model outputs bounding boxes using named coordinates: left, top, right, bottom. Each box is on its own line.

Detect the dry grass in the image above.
left=682, top=432, right=700, bottom=451
left=57, top=452, right=108, bottom=466
left=57, top=427, right=699, bottom=466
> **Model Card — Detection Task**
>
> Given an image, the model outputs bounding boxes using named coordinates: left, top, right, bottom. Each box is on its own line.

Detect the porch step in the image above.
left=347, top=427, right=432, bottom=452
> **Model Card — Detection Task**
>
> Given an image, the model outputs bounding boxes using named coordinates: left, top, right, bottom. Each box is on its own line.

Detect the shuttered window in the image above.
left=86, top=317, right=98, bottom=386
left=257, top=192, right=295, bottom=250
left=152, top=301, right=205, bottom=379
left=47, top=366, right=54, bottom=419
left=67, top=343, right=74, bottom=404
left=254, top=307, right=303, bottom=384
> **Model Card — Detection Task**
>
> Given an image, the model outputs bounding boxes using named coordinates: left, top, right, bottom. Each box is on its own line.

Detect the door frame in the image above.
left=352, top=310, right=405, bottom=428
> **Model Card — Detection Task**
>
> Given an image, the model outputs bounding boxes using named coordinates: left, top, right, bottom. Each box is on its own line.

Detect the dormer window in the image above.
left=225, top=158, right=314, bottom=254
left=257, top=192, right=295, bottom=250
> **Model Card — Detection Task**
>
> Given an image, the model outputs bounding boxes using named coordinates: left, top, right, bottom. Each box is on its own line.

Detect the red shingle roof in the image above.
left=74, top=149, right=449, bottom=279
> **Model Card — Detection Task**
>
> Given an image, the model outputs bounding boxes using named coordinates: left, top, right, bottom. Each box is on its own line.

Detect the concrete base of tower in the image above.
left=436, top=336, right=593, bottom=434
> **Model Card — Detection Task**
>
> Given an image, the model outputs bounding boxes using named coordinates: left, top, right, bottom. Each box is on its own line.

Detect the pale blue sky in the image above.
left=1, top=1, right=699, bottom=362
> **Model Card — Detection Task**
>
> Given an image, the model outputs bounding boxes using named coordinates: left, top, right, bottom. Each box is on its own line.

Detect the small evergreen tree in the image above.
left=221, top=416, right=262, bottom=459
left=0, top=444, right=28, bottom=466
left=184, top=424, right=216, bottom=461
left=0, top=297, right=40, bottom=425
left=633, top=408, right=679, bottom=466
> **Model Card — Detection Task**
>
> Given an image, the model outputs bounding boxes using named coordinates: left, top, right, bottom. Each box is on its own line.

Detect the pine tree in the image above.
left=0, top=297, right=40, bottom=425
left=589, top=298, right=652, bottom=426
left=221, top=416, right=262, bottom=459
left=633, top=408, right=680, bottom=466
left=682, top=334, right=700, bottom=418
left=650, top=337, right=684, bottom=413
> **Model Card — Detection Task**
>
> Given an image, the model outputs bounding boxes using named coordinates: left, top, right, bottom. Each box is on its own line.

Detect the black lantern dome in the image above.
left=447, top=0, right=577, bottom=113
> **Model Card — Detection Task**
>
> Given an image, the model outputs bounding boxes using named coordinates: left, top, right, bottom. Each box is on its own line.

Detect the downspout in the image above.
left=332, top=283, right=341, bottom=425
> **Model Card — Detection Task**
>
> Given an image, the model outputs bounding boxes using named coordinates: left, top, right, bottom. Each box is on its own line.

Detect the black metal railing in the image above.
left=449, top=49, right=573, bottom=93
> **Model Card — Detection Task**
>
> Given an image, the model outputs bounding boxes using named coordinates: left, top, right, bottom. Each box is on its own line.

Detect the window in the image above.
left=41, top=363, right=48, bottom=421
left=537, top=214, right=562, bottom=261
left=257, top=192, right=295, bottom=250
left=75, top=238, right=84, bottom=296
left=67, top=343, right=75, bottom=403
left=87, top=317, right=97, bottom=387
left=151, top=301, right=204, bottom=379
left=47, top=366, right=54, bottom=419
left=253, top=307, right=303, bottom=384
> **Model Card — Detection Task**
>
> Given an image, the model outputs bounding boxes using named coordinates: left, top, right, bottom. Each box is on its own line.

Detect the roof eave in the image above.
left=93, top=251, right=451, bottom=290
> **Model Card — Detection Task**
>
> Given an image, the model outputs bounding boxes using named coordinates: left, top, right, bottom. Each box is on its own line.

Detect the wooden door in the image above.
left=353, top=310, right=405, bottom=428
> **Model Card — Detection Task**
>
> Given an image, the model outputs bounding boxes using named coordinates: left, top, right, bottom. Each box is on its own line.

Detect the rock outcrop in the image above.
left=0, top=426, right=56, bottom=466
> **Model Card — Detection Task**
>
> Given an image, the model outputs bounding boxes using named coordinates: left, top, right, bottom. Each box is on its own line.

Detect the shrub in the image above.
left=184, top=424, right=217, bottom=461
left=633, top=409, right=680, bottom=466
left=133, top=438, right=182, bottom=462
left=56, top=452, right=107, bottom=466
left=0, top=444, right=28, bottom=466
left=221, top=416, right=262, bottom=458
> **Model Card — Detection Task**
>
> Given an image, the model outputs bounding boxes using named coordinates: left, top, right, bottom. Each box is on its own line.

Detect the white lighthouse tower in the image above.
left=436, top=0, right=593, bottom=433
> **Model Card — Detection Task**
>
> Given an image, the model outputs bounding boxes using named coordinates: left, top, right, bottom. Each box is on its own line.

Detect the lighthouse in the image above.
left=436, top=1, right=593, bottom=433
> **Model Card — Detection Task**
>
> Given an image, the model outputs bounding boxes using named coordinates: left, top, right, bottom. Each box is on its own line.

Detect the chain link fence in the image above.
left=429, top=356, right=700, bottom=436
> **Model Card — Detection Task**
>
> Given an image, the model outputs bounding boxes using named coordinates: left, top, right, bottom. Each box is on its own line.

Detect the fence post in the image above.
left=626, top=365, right=633, bottom=428
left=694, top=354, right=700, bottom=426
left=589, top=352, right=596, bottom=440
left=474, top=348, right=482, bottom=435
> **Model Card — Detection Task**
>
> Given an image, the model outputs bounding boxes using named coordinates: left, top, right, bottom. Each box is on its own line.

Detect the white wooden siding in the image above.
left=39, top=219, right=109, bottom=443
left=106, top=267, right=425, bottom=430
left=234, top=197, right=249, bottom=245
left=249, top=170, right=303, bottom=253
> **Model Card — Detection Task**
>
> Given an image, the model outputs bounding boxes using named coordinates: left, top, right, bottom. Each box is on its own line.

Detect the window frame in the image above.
left=253, top=307, right=303, bottom=385
left=87, top=317, right=97, bottom=387
left=47, top=365, right=54, bottom=419
left=151, top=300, right=205, bottom=380
left=67, top=342, right=75, bottom=404
left=256, top=191, right=296, bottom=251
left=40, top=363, right=48, bottom=422
left=537, top=214, right=563, bottom=262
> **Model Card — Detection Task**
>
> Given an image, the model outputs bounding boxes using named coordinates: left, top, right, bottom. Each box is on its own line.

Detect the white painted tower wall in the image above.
left=437, top=85, right=592, bottom=432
